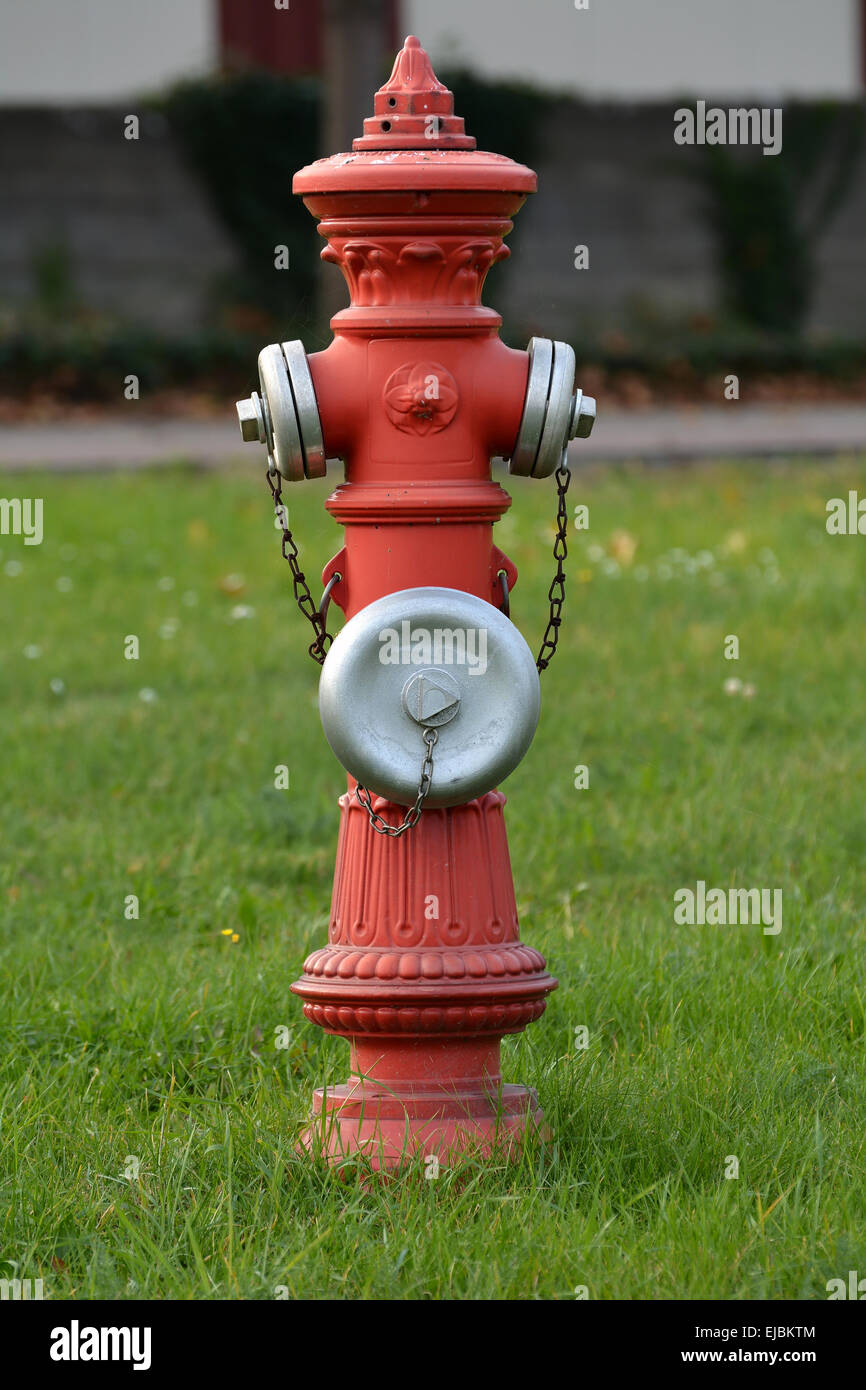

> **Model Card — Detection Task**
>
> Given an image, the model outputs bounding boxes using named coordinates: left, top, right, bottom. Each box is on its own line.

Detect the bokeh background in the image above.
left=2, top=0, right=866, bottom=1304
left=1, top=0, right=865, bottom=423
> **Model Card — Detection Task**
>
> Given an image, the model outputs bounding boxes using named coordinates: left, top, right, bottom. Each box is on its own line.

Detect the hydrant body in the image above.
left=237, top=37, right=595, bottom=1168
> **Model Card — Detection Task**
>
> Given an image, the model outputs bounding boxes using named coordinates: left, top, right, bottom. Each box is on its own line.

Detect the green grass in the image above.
left=1, top=455, right=865, bottom=1300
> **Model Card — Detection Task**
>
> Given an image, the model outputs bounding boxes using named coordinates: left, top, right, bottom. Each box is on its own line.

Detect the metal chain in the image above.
left=355, top=727, right=439, bottom=837
left=266, top=466, right=334, bottom=666
left=535, top=452, right=571, bottom=673
left=265, top=464, right=438, bottom=838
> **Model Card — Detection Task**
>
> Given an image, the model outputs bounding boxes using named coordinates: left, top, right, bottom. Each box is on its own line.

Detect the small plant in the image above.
left=694, top=103, right=864, bottom=334
left=30, top=242, right=77, bottom=317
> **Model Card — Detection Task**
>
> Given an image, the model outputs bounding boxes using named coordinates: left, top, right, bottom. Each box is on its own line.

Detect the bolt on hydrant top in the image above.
left=293, top=35, right=537, bottom=195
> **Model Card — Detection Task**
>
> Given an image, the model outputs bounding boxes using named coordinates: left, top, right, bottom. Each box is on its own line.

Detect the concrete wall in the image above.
left=495, top=97, right=866, bottom=343
left=0, top=109, right=238, bottom=335
left=1, top=98, right=863, bottom=343
left=497, top=103, right=715, bottom=344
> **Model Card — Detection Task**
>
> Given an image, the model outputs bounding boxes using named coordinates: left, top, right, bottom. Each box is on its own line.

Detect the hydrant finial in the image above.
left=353, top=34, right=476, bottom=151
left=387, top=35, right=445, bottom=93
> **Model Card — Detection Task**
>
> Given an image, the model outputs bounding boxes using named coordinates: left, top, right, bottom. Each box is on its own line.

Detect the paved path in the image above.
left=578, top=403, right=866, bottom=462
left=0, top=404, right=863, bottom=471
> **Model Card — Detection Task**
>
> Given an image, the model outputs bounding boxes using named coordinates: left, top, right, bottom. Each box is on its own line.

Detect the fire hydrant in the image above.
left=236, top=36, right=596, bottom=1169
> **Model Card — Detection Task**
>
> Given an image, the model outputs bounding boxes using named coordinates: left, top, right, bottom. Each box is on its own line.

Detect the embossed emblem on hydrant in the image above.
left=383, top=362, right=459, bottom=434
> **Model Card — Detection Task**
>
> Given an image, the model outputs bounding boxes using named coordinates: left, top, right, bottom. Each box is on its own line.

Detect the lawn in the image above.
left=1, top=454, right=865, bottom=1300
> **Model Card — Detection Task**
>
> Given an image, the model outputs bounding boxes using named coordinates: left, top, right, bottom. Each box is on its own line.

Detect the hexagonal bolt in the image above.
left=570, top=390, right=596, bottom=440
left=236, top=392, right=266, bottom=444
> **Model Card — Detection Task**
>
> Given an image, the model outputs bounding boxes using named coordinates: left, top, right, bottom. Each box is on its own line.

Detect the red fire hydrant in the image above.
left=236, top=36, right=596, bottom=1169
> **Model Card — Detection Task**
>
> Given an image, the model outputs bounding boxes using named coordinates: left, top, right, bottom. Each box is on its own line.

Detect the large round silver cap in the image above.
left=318, top=587, right=541, bottom=808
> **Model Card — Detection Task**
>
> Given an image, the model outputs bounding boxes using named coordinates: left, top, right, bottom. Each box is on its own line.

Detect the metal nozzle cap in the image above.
left=571, top=390, right=596, bottom=440
left=237, top=393, right=266, bottom=444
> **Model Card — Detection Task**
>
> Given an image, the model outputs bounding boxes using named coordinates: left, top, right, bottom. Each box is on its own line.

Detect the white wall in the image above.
left=405, top=0, right=862, bottom=98
left=0, top=0, right=859, bottom=104
left=0, top=0, right=217, bottom=103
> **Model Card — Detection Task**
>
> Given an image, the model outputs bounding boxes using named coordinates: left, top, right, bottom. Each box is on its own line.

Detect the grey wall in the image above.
left=0, top=109, right=238, bottom=336
left=1, top=100, right=863, bottom=344
left=493, top=100, right=866, bottom=344
left=498, top=102, right=715, bottom=344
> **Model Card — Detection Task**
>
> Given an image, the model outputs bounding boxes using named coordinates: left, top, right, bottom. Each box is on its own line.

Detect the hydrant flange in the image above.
left=508, top=337, right=595, bottom=477
left=237, top=341, right=327, bottom=481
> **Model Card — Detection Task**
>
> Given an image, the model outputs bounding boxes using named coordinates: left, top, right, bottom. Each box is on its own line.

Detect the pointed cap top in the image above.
left=352, top=35, right=476, bottom=150
left=382, top=35, right=445, bottom=94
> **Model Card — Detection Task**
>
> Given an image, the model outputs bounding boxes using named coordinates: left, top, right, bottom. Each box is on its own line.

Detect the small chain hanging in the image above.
left=355, top=727, right=439, bottom=837
left=267, top=465, right=334, bottom=666
left=535, top=452, right=571, bottom=673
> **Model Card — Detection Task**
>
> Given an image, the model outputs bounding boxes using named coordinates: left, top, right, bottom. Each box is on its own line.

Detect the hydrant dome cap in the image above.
left=293, top=35, right=536, bottom=194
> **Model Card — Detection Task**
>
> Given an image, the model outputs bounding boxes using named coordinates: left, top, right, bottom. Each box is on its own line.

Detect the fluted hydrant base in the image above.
left=292, top=789, right=557, bottom=1168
